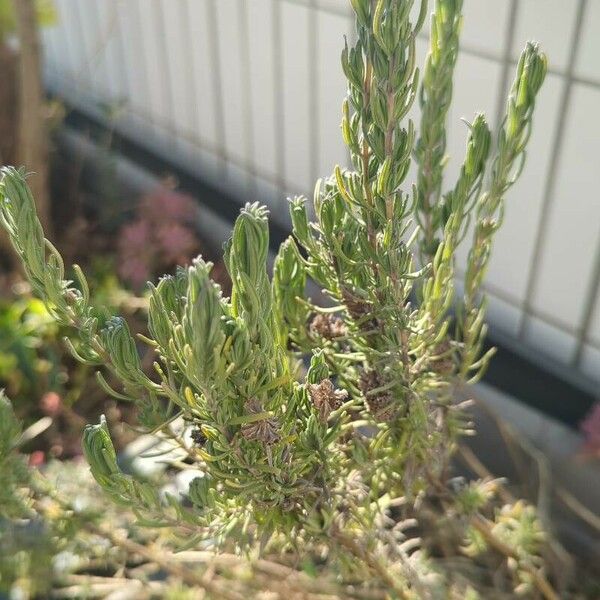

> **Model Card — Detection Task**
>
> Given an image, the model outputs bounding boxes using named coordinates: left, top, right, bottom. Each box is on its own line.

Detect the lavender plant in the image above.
left=0, top=0, right=558, bottom=596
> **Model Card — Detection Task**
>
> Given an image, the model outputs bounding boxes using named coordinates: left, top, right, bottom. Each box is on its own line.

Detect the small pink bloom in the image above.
left=119, top=256, right=151, bottom=289
left=141, top=189, right=197, bottom=224
left=118, top=219, right=151, bottom=251
left=29, top=450, right=45, bottom=467
left=156, top=223, right=198, bottom=264
left=40, top=391, right=62, bottom=416
left=580, top=402, right=600, bottom=458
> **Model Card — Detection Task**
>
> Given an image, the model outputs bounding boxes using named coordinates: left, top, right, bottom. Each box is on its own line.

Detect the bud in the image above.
left=228, top=202, right=269, bottom=286
left=227, top=203, right=272, bottom=340
left=273, top=238, right=306, bottom=333
left=289, top=196, right=313, bottom=249
left=307, top=350, right=329, bottom=385
left=100, top=317, right=149, bottom=388
left=464, top=114, right=491, bottom=180
left=515, top=42, right=547, bottom=108
left=183, top=258, right=226, bottom=384
left=82, top=415, right=120, bottom=487
left=148, top=269, right=187, bottom=350
left=226, top=317, right=253, bottom=374
left=507, top=43, right=547, bottom=139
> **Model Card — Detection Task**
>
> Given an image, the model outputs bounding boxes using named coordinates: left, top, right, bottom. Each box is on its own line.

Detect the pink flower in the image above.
left=580, top=402, right=600, bottom=458
left=140, top=189, right=197, bottom=224
left=40, top=391, right=62, bottom=416
left=29, top=450, right=45, bottom=467
left=116, top=185, right=201, bottom=288
left=119, top=256, right=151, bottom=289
left=156, top=223, right=198, bottom=264
left=118, top=220, right=151, bottom=252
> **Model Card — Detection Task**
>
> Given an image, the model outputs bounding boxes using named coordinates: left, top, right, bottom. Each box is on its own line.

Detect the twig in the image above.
left=81, top=521, right=245, bottom=600
left=333, top=529, right=410, bottom=599
left=31, top=477, right=243, bottom=600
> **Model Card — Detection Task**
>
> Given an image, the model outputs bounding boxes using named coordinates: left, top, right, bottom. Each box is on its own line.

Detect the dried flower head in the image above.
left=341, top=288, right=371, bottom=321
left=240, top=398, right=280, bottom=445
left=430, top=340, right=455, bottom=375
left=308, top=379, right=348, bottom=421
left=308, top=313, right=347, bottom=340
left=341, top=289, right=379, bottom=334
left=359, top=370, right=398, bottom=422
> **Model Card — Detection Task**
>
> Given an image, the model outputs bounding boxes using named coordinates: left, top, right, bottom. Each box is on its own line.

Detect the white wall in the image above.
left=40, top=0, right=600, bottom=394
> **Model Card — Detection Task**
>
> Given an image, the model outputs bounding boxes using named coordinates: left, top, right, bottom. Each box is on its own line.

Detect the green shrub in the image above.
left=0, top=1, right=560, bottom=597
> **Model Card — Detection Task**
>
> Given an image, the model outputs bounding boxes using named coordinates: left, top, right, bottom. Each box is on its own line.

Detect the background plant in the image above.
left=117, top=185, right=208, bottom=291
left=0, top=293, right=63, bottom=404
left=0, top=0, right=566, bottom=597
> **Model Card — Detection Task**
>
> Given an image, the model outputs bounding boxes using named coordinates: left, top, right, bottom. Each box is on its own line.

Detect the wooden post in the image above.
left=12, top=0, right=52, bottom=238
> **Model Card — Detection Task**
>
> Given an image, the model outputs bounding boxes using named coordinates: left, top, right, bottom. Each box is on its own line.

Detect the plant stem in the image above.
left=333, top=529, right=410, bottom=599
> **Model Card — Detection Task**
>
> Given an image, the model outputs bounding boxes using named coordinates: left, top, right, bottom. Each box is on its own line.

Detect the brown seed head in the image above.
left=341, top=288, right=371, bottom=320
left=431, top=340, right=455, bottom=376
left=308, top=378, right=348, bottom=421
left=240, top=398, right=280, bottom=445
left=359, top=369, right=398, bottom=422
left=341, top=288, right=379, bottom=331
left=308, top=313, right=347, bottom=340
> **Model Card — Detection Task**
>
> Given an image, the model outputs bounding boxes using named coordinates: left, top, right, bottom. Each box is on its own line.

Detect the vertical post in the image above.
left=12, top=0, right=52, bottom=238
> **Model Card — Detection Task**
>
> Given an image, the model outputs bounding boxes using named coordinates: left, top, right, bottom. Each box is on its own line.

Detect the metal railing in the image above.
left=41, top=0, right=600, bottom=397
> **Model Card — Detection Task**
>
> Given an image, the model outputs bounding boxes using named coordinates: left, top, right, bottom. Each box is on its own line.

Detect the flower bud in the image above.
left=464, top=114, right=491, bottom=180
left=183, top=258, right=226, bottom=385
left=101, top=316, right=149, bottom=388
left=273, top=237, right=307, bottom=339
left=228, top=202, right=269, bottom=286
left=82, top=415, right=120, bottom=487
left=515, top=42, right=547, bottom=108
left=289, top=196, right=313, bottom=249
left=307, top=350, right=329, bottom=384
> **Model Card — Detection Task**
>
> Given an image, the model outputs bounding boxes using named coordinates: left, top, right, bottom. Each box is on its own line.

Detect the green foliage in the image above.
left=0, top=391, right=31, bottom=517
left=0, top=0, right=557, bottom=596
left=0, top=392, right=56, bottom=597
left=0, top=294, right=63, bottom=405
left=415, top=0, right=464, bottom=260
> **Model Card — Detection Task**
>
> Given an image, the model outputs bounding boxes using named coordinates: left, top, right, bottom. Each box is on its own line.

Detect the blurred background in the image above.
left=36, top=0, right=600, bottom=398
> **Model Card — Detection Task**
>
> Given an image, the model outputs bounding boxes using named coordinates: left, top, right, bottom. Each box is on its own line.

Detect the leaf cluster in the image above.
left=0, top=0, right=554, bottom=595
